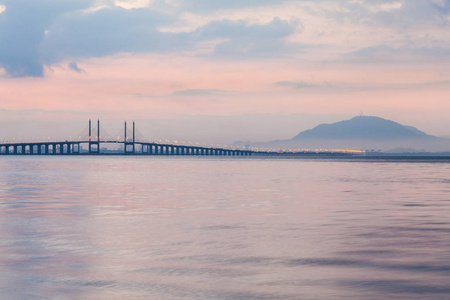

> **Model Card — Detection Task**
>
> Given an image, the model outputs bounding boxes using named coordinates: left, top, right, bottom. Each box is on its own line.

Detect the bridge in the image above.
left=0, top=120, right=253, bottom=156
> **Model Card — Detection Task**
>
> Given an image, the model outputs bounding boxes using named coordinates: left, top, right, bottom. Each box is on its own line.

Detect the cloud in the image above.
left=313, top=0, right=450, bottom=28
left=1, top=0, right=448, bottom=78
left=42, top=13, right=301, bottom=63
left=277, top=81, right=322, bottom=89
left=0, top=0, right=301, bottom=77
left=171, top=89, right=229, bottom=96
left=41, top=6, right=179, bottom=64
left=277, top=79, right=450, bottom=92
left=195, top=17, right=303, bottom=59
left=0, top=0, right=93, bottom=77
left=68, top=61, right=85, bottom=73
left=346, top=45, right=450, bottom=62
left=173, top=0, right=291, bottom=13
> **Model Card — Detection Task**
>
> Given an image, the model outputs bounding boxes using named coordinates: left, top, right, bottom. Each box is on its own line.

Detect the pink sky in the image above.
left=0, top=0, right=449, bottom=144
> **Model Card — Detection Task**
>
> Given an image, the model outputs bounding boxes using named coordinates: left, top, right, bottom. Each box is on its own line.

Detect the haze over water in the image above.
left=0, top=156, right=450, bottom=299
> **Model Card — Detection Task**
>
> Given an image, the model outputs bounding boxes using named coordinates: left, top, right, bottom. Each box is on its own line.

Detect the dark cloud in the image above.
left=68, top=61, right=85, bottom=73
left=41, top=6, right=180, bottom=64
left=0, top=1, right=301, bottom=77
left=42, top=13, right=301, bottom=63
left=0, top=0, right=93, bottom=77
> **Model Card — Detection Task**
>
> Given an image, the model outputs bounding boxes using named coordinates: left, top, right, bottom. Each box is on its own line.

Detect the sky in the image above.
left=0, top=0, right=450, bottom=144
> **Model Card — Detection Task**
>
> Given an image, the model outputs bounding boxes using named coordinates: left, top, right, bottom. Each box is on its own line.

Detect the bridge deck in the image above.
left=0, top=140, right=253, bottom=156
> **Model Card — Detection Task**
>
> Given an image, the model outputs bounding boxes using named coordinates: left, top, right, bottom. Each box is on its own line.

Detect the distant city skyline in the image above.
left=1, top=0, right=449, bottom=143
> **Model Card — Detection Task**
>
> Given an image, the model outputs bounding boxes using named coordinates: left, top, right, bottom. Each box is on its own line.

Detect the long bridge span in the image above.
left=0, top=120, right=253, bottom=156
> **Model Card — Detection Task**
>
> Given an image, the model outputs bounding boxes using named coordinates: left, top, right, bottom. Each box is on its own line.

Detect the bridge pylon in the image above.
left=124, top=121, right=135, bottom=154
left=88, top=119, right=100, bottom=154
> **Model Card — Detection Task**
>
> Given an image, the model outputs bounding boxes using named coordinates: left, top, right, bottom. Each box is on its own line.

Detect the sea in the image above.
left=0, top=156, right=449, bottom=299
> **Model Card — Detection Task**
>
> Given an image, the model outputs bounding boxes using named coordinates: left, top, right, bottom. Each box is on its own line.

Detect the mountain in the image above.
left=292, top=116, right=435, bottom=140
left=235, top=116, right=449, bottom=152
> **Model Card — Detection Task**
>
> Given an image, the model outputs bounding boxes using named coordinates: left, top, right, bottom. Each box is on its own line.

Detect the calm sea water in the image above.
left=0, top=156, right=449, bottom=299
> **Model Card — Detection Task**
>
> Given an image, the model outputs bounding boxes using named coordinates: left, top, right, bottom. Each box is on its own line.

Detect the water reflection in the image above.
left=0, top=156, right=449, bottom=299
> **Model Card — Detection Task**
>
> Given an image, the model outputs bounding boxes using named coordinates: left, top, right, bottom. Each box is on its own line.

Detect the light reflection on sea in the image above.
left=0, top=156, right=450, bottom=299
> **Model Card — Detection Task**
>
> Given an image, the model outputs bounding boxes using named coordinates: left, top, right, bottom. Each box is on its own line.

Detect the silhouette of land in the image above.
left=236, top=116, right=450, bottom=153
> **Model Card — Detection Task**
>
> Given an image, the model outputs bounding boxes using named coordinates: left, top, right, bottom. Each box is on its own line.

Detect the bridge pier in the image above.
left=124, top=142, right=134, bottom=154
left=89, top=142, right=100, bottom=154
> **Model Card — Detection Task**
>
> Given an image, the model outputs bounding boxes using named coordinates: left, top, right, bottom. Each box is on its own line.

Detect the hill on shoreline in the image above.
left=235, top=116, right=449, bottom=152
left=292, top=116, right=435, bottom=140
